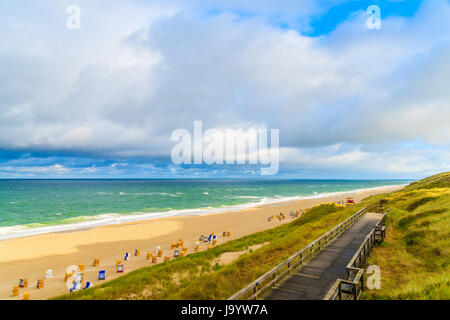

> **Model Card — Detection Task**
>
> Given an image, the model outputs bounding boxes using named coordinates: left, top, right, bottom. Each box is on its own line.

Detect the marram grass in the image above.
left=361, top=172, right=450, bottom=300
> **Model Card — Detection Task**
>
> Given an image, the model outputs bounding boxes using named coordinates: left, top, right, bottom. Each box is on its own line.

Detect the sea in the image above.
left=0, top=179, right=411, bottom=240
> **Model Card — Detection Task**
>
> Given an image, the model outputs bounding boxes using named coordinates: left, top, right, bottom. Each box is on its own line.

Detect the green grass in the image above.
left=360, top=172, right=450, bottom=300
left=402, top=172, right=450, bottom=191
left=54, top=203, right=361, bottom=300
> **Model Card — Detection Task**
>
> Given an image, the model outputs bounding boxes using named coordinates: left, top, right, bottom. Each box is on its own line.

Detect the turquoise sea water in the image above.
left=0, top=179, right=411, bottom=239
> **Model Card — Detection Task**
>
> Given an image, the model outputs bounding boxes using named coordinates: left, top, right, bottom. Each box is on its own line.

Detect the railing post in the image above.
left=338, top=283, right=342, bottom=300
left=360, top=273, right=364, bottom=292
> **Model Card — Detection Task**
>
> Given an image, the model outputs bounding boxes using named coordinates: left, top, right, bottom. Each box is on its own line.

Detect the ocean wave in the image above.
left=98, top=191, right=181, bottom=197
left=234, top=196, right=262, bottom=199
left=131, top=192, right=181, bottom=197
left=0, top=184, right=407, bottom=241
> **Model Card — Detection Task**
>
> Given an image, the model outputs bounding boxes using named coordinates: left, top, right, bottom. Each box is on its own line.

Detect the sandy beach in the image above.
left=0, top=185, right=403, bottom=300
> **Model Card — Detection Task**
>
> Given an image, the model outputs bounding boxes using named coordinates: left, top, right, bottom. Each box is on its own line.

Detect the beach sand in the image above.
left=0, top=185, right=403, bottom=300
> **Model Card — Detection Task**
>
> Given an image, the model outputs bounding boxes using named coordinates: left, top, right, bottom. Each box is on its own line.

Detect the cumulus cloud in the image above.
left=280, top=144, right=450, bottom=175
left=0, top=0, right=449, bottom=177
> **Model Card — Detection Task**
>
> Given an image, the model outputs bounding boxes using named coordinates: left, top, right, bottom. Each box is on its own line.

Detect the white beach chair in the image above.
left=70, top=274, right=82, bottom=292
left=45, top=269, right=53, bottom=279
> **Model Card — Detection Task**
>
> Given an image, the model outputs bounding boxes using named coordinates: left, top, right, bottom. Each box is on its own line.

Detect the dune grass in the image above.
left=54, top=203, right=361, bottom=300
left=360, top=172, right=450, bottom=300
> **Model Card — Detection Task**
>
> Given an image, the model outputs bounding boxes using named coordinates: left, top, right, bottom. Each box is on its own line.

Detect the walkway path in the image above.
left=265, top=212, right=382, bottom=300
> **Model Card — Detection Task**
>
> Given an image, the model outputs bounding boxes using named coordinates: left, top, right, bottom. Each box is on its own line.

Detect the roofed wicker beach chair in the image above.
left=19, top=278, right=28, bottom=288
left=37, top=278, right=44, bottom=289
left=64, top=272, right=73, bottom=282
left=98, top=270, right=106, bottom=280
left=12, top=286, right=19, bottom=297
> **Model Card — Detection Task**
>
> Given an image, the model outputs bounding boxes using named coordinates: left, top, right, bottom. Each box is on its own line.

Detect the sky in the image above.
left=0, top=0, right=449, bottom=179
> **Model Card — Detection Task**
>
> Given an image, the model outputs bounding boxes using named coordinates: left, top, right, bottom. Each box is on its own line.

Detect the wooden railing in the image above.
left=227, top=207, right=368, bottom=300
left=323, top=209, right=389, bottom=300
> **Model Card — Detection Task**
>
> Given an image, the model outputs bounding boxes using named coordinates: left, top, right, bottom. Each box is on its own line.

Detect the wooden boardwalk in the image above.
left=264, top=212, right=383, bottom=300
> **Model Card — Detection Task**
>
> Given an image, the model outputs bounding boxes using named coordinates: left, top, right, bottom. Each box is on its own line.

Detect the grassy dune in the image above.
left=54, top=203, right=361, bottom=300
left=360, top=172, right=450, bottom=300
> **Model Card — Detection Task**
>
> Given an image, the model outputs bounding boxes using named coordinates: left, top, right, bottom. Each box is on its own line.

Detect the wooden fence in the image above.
left=323, top=209, right=389, bottom=300
left=227, top=207, right=368, bottom=300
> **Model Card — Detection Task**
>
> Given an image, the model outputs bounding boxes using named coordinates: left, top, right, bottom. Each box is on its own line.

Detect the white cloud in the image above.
left=0, top=0, right=449, bottom=177
left=0, top=163, right=70, bottom=175
left=280, top=144, right=450, bottom=175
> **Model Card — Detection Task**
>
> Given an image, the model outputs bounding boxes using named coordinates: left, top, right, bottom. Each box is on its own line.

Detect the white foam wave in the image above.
left=0, top=184, right=407, bottom=241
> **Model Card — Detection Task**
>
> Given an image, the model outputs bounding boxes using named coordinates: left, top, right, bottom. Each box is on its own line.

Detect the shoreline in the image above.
left=0, top=184, right=403, bottom=300
left=0, top=183, right=408, bottom=241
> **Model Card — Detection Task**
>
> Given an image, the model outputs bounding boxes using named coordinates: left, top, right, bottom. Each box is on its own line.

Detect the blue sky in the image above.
left=308, top=0, right=423, bottom=36
left=0, top=0, right=449, bottom=179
